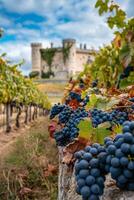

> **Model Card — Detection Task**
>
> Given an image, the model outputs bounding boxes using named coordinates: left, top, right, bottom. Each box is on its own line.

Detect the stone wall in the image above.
left=31, top=39, right=94, bottom=78
left=41, top=51, right=65, bottom=73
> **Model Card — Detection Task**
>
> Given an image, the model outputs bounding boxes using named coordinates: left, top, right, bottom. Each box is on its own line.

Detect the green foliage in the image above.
left=120, top=71, right=134, bottom=88
left=29, top=71, right=40, bottom=78
left=86, top=93, right=98, bottom=109
left=62, top=43, right=72, bottom=64
left=86, top=45, right=123, bottom=87
left=119, top=34, right=134, bottom=67
left=0, top=56, right=51, bottom=109
left=78, top=119, right=111, bottom=144
left=95, top=0, right=109, bottom=15
left=0, top=28, right=4, bottom=37
left=40, top=48, right=57, bottom=68
left=41, top=71, right=55, bottom=79
left=94, top=122, right=111, bottom=144
left=95, top=0, right=126, bottom=29
left=78, top=119, right=93, bottom=139
left=78, top=0, right=134, bottom=89
left=85, top=93, right=120, bottom=111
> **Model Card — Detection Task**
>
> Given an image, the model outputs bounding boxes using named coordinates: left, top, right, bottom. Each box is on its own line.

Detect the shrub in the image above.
left=29, top=71, right=40, bottom=78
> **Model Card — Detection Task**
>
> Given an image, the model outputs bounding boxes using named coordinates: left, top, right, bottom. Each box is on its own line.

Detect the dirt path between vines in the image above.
left=0, top=116, right=58, bottom=200
left=0, top=118, right=42, bottom=160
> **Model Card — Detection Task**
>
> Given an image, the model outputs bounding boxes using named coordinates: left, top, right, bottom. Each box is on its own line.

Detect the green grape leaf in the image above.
left=86, top=93, right=97, bottom=109
left=81, top=90, right=87, bottom=99
left=113, top=124, right=123, bottom=134
left=94, top=122, right=112, bottom=144
left=95, top=0, right=102, bottom=8
left=78, top=118, right=93, bottom=140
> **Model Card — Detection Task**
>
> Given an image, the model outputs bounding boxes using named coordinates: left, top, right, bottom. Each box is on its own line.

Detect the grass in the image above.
left=0, top=117, right=58, bottom=200
left=36, top=82, right=66, bottom=104
left=37, top=83, right=66, bottom=93
left=49, top=96, right=62, bottom=105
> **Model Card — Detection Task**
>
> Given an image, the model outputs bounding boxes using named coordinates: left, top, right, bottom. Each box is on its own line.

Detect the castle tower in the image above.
left=31, top=43, right=42, bottom=75
left=62, top=39, right=76, bottom=76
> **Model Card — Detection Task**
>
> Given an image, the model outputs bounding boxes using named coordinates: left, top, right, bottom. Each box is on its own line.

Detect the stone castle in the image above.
left=31, top=39, right=94, bottom=79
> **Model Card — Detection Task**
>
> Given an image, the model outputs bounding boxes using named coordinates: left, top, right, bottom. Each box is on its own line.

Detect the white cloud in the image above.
left=0, top=0, right=133, bottom=75
left=0, top=42, right=31, bottom=74
left=0, top=15, right=12, bottom=27
left=0, top=39, right=53, bottom=75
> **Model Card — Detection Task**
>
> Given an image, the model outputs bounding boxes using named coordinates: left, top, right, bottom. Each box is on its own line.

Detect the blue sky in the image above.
left=0, top=0, right=133, bottom=75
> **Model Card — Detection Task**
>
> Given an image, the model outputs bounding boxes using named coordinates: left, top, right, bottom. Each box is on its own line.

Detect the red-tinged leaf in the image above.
left=44, top=164, right=58, bottom=177
left=68, top=99, right=79, bottom=109
left=48, top=119, right=61, bottom=138
left=73, top=87, right=82, bottom=94
left=128, top=113, right=134, bottom=120
left=62, top=138, right=89, bottom=165
left=64, top=138, right=88, bottom=154
left=108, top=87, right=122, bottom=95
left=129, top=86, right=134, bottom=97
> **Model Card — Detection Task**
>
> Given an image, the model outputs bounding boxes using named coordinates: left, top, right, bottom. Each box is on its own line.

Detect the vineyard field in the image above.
left=0, top=0, right=134, bottom=199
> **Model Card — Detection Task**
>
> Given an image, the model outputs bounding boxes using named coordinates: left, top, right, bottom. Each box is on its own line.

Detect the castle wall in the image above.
left=41, top=51, right=65, bottom=73
left=75, top=51, right=90, bottom=72
left=31, top=39, right=94, bottom=79
left=63, top=39, right=76, bottom=76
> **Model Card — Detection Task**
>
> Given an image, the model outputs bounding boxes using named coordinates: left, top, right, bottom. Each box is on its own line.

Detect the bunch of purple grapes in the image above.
left=50, top=103, right=65, bottom=119
left=91, top=108, right=128, bottom=127
left=105, top=121, right=134, bottom=190
left=110, top=109, right=128, bottom=125
left=59, top=106, right=73, bottom=124
left=91, top=79, right=98, bottom=88
left=69, top=91, right=82, bottom=102
left=74, top=143, right=107, bottom=200
left=54, top=108, right=88, bottom=146
left=91, top=109, right=112, bottom=127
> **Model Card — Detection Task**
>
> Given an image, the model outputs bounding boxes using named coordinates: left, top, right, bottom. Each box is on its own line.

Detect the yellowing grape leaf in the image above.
left=113, top=124, right=122, bottom=134
left=95, top=95, right=108, bottom=111
left=81, top=90, right=87, bottom=99
left=86, top=93, right=97, bottom=109
left=106, top=97, right=120, bottom=110
left=94, top=122, right=112, bottom=144
left=78, top=118, right=93, bottom=140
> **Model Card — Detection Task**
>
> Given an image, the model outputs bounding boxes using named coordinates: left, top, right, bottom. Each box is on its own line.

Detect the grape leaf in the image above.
left=94, top=122, right=111, bottom=144
left=112, top=124, right=123, bottom=134
left=78, top=118, right=93, bottom=140
left=106, top=97, right=120, bottom=110
left=86, top=93, right=97, bottom=109
left=81, top=90, right=87, bottom=99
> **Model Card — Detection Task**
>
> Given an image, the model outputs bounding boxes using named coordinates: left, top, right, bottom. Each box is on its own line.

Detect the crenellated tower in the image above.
left=62, top=39, right=76, bottom=76
left=31, top=43, right=42, bottom=75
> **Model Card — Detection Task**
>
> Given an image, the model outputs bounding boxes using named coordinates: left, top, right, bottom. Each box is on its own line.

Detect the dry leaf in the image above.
left=44, top=164, right=57, bottom=177
left=19, top=187, right=32, bottom=196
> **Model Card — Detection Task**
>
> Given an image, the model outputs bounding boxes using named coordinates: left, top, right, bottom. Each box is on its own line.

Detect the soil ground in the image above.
left=0, top=116, right=58, bottom=200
